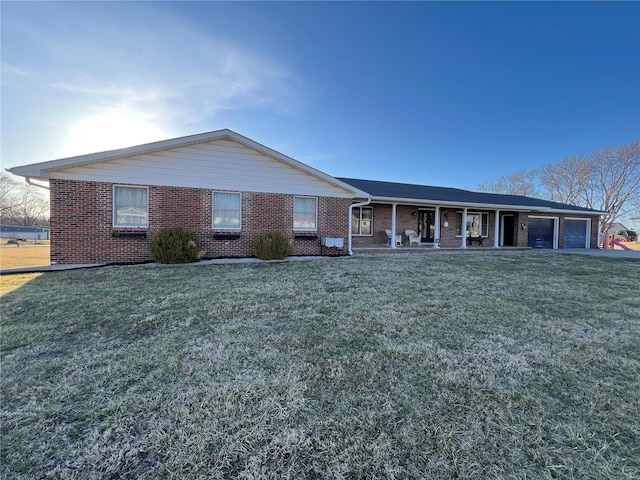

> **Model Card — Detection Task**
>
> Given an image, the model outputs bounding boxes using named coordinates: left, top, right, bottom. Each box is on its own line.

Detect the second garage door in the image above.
left=528, top=217, right=555, bottom=249
left=564, top=219, right=589, bottom=248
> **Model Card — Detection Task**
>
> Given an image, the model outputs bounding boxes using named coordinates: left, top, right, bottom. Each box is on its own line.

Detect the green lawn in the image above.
left=1, top=252, right=639, bottom=479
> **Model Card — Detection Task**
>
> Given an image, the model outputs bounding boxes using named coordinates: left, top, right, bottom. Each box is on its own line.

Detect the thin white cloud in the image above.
left=4, top=4, right=301, bottom=134
left=1, top=63, right=35, bottom=77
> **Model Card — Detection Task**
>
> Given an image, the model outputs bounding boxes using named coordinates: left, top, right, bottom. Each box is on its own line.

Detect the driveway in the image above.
left=552, top=248, right=640, bottom=259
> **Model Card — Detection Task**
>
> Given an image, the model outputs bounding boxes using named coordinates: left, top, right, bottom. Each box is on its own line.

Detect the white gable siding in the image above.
left=49, top=139, right=353, bottom=198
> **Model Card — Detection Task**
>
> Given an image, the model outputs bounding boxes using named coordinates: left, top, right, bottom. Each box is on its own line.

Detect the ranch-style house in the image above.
left=8, top=129, right=604, bottom=265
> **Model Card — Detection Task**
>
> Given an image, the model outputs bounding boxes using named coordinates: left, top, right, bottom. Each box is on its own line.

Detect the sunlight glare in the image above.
left=64, top=113, right=168, bottom=157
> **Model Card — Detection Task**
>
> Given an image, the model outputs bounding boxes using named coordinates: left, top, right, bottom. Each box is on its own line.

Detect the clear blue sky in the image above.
left=2, top=1, right=639, bottom=191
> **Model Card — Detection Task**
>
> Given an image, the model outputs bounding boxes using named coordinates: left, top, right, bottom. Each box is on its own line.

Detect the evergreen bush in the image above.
left=254, top=232, right=292, bottom=260
left=150, top=227, right=204, bottom=264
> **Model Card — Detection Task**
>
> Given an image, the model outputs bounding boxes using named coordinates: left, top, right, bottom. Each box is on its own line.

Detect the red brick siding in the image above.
left=50, top=179, right=351, bottom=264
left=589, top=218, right=600, bottom=248
left=351, top=204, right=421, bottom=246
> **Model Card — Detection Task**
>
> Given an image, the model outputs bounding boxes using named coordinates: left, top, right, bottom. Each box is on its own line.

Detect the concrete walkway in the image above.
left=0, top=263, right=107, bottom=275
left=0, top=255, right=335, bottom=275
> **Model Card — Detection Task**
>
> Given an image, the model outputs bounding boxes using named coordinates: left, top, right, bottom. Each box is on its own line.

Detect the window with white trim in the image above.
left=352, top=206, right=373, bottom=235
left=293, top=196, right=317, bottom=231
left=456, top=212, right=489, bottom=237
left=213, top=192, right=241, bottom=230
left=113, top=186, right=148, bottom=227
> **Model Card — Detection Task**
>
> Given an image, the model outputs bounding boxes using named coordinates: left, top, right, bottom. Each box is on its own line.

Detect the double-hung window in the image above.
left=352, top=206, right=373, bottom=235
left=456, top=212, right=489, bottom=237
left=293, top=196, right=317, bottom=231
left=113, top=185, right=148, bottom=227
left=213, top=192, right=241, bottom=230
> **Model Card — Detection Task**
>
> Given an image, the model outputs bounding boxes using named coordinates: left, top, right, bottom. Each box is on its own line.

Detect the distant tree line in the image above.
left=478, top=141, right=640, bottom=233
left=0, top=173, right=50, bottom=227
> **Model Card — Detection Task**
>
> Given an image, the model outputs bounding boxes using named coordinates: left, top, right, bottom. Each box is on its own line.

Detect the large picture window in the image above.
left=113, top=185, right=148, bottom=227
left=352, top=206, right=373, bottom=235
left=293, top=196, right=317, bottom=231
left=456, top=212, right=489, bottom=237
left=213, top=192, right=241, bottom=230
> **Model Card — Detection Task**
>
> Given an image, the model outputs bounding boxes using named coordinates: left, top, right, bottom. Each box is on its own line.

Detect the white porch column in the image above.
left=494, top=209, right=500, bottom=248
left=434, top=206, right=441, bottom=248
left=461, top=208, right=468, bottom=248
left=391, top=203, right=398, bottom=249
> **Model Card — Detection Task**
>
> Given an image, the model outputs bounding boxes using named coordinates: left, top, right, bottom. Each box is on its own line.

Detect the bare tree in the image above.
left=0, top=174, right=27, bottom=221
left=478, top=169, right=540, bottom=197
left=540, top=141, right=640, bottom=232
left=13, top=187, right=50, bottom=226
left=592, top=142, right=640, bottom=231
left=540, top=155, right=593, bottom=206
left=0, top=173, right=50, bottom=226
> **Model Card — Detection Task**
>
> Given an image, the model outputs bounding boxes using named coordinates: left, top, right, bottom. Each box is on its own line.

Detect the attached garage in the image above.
left=528, top=217, right=556, bottom=249
left=563, top=219, right=590, bottom=248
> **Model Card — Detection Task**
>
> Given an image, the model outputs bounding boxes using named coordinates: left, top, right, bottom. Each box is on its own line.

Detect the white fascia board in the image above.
left=5, top=165, right=48, bottom=180
left=371, top=196, right=605, bottom=216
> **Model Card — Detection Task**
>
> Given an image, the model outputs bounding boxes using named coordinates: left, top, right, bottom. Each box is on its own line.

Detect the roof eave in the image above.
left=228, top=132, right=368, bottom=197
left=6, top=129, right=367, bottom=197
left=8, top=130, right=236, bottom=178
left=370, top=196, right=605, bottom=215
left=5, top=166, right=50, bottom=180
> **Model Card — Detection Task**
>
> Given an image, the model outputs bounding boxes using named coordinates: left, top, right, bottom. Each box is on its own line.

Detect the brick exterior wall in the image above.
left=50, top=179, right=351, bottom=264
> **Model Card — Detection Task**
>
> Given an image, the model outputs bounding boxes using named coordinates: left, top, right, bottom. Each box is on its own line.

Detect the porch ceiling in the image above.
left=369, top=196, right=589, bottom=215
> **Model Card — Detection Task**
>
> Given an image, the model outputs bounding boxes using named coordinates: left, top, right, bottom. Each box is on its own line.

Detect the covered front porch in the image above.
left=351, top=203, right=527, bottom=251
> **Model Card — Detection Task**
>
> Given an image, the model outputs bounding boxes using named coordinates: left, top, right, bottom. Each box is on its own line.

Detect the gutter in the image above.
left=370, top=196, right=606, bottom=216
left=348, top=197, right=372, bottom=255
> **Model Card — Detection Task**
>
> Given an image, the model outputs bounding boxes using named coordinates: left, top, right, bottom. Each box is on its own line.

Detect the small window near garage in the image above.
left=213, top=192, right=241, bottom=230
left=294, top=196, right=317, bottom=231
left=113, top=185, right=148, bottom=227
left=456, top=212, right=489, bottom=237
left=352, top=206, right=373, bottom=235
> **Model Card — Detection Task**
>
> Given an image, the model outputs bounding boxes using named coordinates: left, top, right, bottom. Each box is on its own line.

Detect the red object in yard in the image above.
left=612, top=239, right=632, bottom=251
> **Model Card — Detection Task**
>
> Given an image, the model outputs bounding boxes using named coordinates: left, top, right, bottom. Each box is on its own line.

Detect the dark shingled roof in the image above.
left=337, top=178, right=602, bottom=213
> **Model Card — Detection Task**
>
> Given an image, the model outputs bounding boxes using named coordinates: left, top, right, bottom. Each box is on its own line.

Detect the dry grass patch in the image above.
left=1, top=252, right=639, bottom=479
left=0, top=273, right=42, bottom=296
left=615, top=241, right=640, bottom=251
left=0, top=245, right=50, bottom=270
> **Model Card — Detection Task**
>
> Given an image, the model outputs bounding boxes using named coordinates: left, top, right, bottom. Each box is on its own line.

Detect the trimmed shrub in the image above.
left=254, top=232, right=292, bottom=260
left=150, top=227, right=204, bottom=264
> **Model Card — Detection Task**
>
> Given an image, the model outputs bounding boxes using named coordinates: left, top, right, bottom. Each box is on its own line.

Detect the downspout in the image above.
left=348, top=197, right=372, bottom=256
left=26, top=177, right=50, bottom=190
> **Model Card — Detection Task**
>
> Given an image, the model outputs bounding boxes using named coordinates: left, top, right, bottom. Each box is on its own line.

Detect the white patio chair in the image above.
left=385, top=229, right=402, bottom=246
left=405, top=229, right=421, bottom=246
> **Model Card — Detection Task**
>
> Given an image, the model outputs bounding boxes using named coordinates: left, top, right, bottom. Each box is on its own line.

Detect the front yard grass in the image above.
left=0, top=245, right=50, bottom=270
left=1, top=252, right=639, bottom=479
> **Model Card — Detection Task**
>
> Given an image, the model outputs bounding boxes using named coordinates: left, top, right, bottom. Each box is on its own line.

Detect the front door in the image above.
left=419, top=211, right=435, bottom=243
left=502, top=215, right=515, bottom=246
